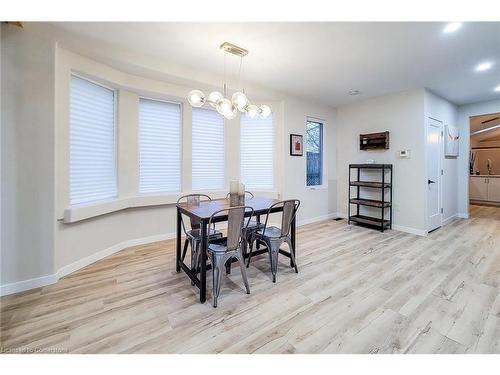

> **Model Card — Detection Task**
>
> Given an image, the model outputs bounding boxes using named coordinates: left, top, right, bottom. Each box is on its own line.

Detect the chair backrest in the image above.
left=225, top=190, right=254, bottom=199
left=262, top=199, right=300, bottom=237
left=176, top=194, right=212, bottom=234
left=208, top=206, right=254, bottom=251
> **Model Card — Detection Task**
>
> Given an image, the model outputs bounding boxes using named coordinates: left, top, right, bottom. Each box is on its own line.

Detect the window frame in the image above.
left=69, top=73, right=119, bottom=206
left=305, top=118, right=326, bottom=189
left=137, top=96, right=183, bottom=195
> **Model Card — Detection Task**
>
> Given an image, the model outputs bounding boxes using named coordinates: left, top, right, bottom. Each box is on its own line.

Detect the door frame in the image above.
left=425, top=116, right=444, bottom=232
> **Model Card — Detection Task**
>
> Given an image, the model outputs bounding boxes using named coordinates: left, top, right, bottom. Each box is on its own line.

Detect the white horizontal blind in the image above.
left=139, top=98, right=181, bottom=193
left=192, top=107, right=225, bottom=190
left=70, top=75, right=117, bottom=205
left=240, top=113, right=274, bottom=189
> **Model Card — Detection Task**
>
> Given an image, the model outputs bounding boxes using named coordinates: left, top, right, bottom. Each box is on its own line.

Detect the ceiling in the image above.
left=49, top=22, right=500, bottom=107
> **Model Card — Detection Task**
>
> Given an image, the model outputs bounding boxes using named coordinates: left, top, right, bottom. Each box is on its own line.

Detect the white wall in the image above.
left=424, top=90, right=459, bottom=224
left=1, top=24, right=56, bottom=286
left=336, top=89, right=427, bottom=235
left=283, top=97, right=337, bottom=224
left=457, top=99, right=500, bottom=216
left=1, top=26, right=337, bottom=294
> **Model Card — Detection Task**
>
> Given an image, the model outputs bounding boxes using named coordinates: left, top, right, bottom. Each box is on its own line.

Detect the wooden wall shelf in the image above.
left=360, top=132, right=390, bottom=150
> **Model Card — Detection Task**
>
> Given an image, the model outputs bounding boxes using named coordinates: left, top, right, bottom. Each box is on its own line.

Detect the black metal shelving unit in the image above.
left=348, top=164, right=393, bottom=232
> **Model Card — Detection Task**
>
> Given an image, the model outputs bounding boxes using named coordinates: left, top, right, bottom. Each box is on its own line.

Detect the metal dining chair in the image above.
left=225, top=190, right=264, bottom=253
left=176, top=194, right=223, bottom=276
left=207, top=206, right=254, bottom=307
left=246, top=199, right=300, bottom=282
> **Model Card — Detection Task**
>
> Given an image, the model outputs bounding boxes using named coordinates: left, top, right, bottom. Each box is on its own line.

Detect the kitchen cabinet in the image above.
left=488, top=178, right=500, bottom=202
left=470, top=176, right=500, bottom=202
left=470, top=177, right=488, bottom=201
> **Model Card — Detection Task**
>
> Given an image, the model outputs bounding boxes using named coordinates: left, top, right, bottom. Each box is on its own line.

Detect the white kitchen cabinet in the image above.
left=488, top=178, right=500, bottom=202
left=470, top=177, right=489, bottom=201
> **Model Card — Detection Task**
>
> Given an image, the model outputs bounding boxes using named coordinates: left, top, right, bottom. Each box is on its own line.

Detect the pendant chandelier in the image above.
left=187, top=42, right=271, bottom=120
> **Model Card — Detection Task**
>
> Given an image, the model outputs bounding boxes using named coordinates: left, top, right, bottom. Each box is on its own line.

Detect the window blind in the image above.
left=240, top=113, right=274, bottom=189
left=70, top=75, right=117, bottom=205
left=192, top=107, right=225, bottom=190
left=139, top=98, right=181, bottom=193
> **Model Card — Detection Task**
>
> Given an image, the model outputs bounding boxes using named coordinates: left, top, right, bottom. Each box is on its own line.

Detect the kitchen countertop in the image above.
left=470, top=175, right=500, bottom=178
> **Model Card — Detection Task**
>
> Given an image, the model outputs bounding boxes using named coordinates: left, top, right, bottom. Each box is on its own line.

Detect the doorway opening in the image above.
left=469, top=112, right=500, bottom=208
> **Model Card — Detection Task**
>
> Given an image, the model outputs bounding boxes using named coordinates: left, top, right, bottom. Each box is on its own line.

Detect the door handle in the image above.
left=428, top=179, right=435, bottom=184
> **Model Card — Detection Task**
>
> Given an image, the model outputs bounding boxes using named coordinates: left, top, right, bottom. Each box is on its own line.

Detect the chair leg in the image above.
left=237, top=250, right=250, bottom=294
left=181, top=239, right=189, bottom=261
left=210, top=253, right=224, bottom=308
left=284, top=238, right=298, bottom=273
left=268, top=241, right=279, bottom=283
left=246, top=236, right=255, bottom=268
left=225, top=259, right=232, bottom=275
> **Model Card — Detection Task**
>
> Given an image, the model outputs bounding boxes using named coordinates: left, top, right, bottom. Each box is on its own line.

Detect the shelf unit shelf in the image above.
left=348, top=164, right=393, bottom=232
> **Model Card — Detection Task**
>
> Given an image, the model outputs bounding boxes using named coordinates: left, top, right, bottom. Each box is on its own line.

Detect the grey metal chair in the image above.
left=207, top=206, right=254, bottom=307
left=176, top=194, right=222, bottom=276
left=225, top=190, right=264, bottom=251
left=247, top=199, right=300, bottom=283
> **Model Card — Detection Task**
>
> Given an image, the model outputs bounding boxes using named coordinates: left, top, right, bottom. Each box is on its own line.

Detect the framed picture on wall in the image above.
left=445, top=125, right=459, bottom=157
left=290, top=134, right=303, bottom=156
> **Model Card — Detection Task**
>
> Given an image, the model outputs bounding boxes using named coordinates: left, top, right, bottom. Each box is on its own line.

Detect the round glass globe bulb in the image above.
left=259, top=105, right=271, bottom=118
left=187, top=90, right=206, bottom=108
left=216, top=98, right=236, bottom=119
left=246, top=104, right=259, bottom=118
left=232, top=92, right=248, bottom=112
left=208, top=91, right=223, bottom=107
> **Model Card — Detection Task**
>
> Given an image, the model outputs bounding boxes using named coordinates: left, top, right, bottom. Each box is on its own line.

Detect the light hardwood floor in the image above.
left=1, top=205, right=499, bottom=353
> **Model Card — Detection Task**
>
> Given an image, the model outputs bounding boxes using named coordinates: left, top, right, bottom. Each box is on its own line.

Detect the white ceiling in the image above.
left=50, top=22, right=500, bottom=107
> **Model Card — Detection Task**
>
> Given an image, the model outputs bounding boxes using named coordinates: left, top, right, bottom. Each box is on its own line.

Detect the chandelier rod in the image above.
left=223, top=51, right=227, bottom=96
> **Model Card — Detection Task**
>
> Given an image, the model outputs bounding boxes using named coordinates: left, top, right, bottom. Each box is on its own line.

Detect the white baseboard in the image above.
left=297, top=212, right=338, bottom=226
left=337, top=211, right=426, bottom=236
left=0, top=274, right=59, bottom=296
left=57, top=232, right=175, bottom=279
left=391, top=225, right=427, bottom=236
left=1, top=232, right=175, bottom=296
left=442, top=214, right=458, bottom=226
left=457, top=213, right=469, bottom=219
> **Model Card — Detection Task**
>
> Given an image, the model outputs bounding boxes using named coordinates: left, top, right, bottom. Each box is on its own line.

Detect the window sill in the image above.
left=61, top=189, right=280, bottom=223
left=306, top=185, right=329, bottom=190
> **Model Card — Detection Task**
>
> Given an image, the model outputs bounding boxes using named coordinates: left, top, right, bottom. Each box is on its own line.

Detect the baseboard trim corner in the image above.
left=442, top=214, right=458, bottom=226
left=0, top=274, right=59, bottom=296
left=391, top=225, right=427, bottom=236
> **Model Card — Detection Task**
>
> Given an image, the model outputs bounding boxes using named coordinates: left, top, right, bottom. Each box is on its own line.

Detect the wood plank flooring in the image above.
left=1, top=205, right=499, bottom=353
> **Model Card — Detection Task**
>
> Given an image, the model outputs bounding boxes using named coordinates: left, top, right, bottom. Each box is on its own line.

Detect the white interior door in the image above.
left=427, top=118, right=443, bottom=232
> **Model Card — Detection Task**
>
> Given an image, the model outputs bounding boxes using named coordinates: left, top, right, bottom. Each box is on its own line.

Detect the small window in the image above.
left=192, top=107, right=225, bottom=190
left=240, top=113, right=274, bottom=189
left=139, top=98, right=182, bottom=193
left=306, top=120, right=323, bottom=186
left=70, top=75, right=117, bottom=205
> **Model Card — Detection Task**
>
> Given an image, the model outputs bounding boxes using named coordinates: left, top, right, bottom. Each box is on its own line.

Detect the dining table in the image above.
left=176, top=196, right=296, bottom=303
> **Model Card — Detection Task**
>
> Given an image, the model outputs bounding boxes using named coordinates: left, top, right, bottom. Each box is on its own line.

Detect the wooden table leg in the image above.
left=176, top=208, right=181, bottom=272
left=290, top=215, right=296, bottom=267
left=200, top=220, right=207, bottom=303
